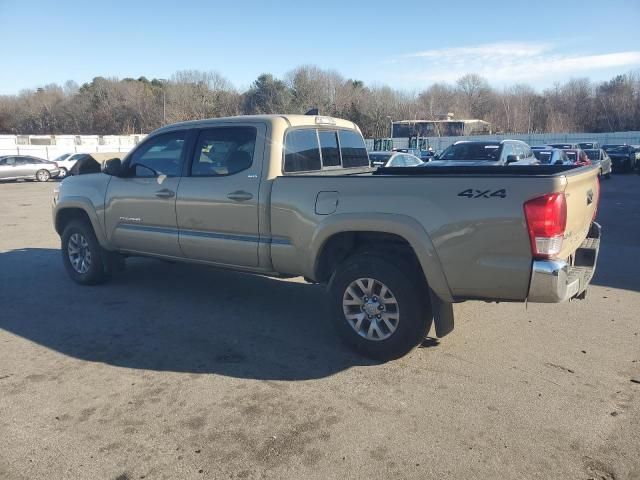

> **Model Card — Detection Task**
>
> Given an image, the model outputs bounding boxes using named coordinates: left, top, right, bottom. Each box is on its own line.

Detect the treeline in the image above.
left=1, top=66, right=639, bottom=138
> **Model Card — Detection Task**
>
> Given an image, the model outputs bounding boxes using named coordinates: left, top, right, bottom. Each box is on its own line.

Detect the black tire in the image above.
left=328, top=253, right=432, bottom=361
left=58, top=167, right=68, bottom=178
left=35, top=169, right=50, bottom=182
left=61, top=220, right=110, bottom=285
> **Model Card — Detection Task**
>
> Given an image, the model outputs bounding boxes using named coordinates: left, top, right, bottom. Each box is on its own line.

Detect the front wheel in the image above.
left=35, top=169, right=50, bottom=182
left=328, top=253, right=431, bottom=360
left=61, top=220, right=110, bottom=285
left=57, top=167, right=68, bottom=178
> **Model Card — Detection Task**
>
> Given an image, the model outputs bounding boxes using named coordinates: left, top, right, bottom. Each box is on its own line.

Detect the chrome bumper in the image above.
left=527, top=222, right=601, bottom=303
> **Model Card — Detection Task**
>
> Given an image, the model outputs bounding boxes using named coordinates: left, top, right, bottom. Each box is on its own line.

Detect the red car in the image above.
left=563, top=149, right=591, bottom=166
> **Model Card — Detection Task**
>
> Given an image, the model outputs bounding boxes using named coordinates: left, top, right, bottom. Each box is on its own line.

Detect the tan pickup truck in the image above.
left=52, top=115, right=602, bottom=360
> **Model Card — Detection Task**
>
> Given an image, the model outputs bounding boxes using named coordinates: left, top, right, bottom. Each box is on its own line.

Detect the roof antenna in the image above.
left=305, top=108, right=319, bottom=115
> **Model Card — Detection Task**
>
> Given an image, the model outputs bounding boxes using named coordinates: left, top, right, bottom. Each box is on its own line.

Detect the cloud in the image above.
left=405, top=42, right=552, bottom=59
left=391, top=42, right=640, bottom=86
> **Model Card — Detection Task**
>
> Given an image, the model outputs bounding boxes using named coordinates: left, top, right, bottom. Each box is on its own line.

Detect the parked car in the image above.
left=563, top=149, right=591, bottom=166
left=549, top=143, right=581, bottom=149
left=52, top=153, right=83, bottom=178
left=577, top=142, right=600, bottom=150
left=583, top=149, right=612, bottom=179
left=369, top=151, right=423, bottom=167
left=394, top=148, right=435, bottom=162
left=52, top=114, right=602, bottom=360
left=532, top=148, right=571, bottom=165
left=426, top=140, right=539, bottom=166
left=602, top=144, right=637, bottom=172
left=0, top=155, right=60, bottom=181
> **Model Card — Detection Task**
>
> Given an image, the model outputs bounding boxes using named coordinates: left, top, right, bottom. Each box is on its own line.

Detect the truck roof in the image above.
left=152, top=114, right=359, bottom=136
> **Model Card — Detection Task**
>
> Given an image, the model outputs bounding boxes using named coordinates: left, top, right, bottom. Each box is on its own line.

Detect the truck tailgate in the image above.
left=560, top=165, right=600, bottom=259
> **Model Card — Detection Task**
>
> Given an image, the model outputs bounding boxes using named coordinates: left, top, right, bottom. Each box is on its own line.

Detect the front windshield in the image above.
left=437, top=143, right=500, bottom=161
left=603, top=145, right=628, bottom=154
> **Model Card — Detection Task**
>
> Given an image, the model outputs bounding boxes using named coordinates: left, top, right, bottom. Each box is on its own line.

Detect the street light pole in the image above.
left=386, top=116, right=393, bottom=139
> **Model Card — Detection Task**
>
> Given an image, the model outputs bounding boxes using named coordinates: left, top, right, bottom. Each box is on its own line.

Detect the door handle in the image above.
left=227, top=190, right=253, bottom=201
left=155, top=189, right=175, bottom=199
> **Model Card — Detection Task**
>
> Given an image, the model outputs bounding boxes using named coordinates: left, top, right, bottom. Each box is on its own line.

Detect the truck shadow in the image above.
left=0, top=248, right=379, bottom=380
left=589, top=175, right=640, bottom=293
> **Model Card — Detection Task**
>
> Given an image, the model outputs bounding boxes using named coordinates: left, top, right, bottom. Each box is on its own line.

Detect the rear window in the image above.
left=602, top=145, right=629, bottom=154
left=439, top=143, right=500, bottom=161
left=284, top=128, right=369, bottom=173
left=339, top=130, right=369, bottom=168
left=584, top=149, right=600, bottom=160
left=318, top=130, right=340, bottom=167
left=369, top=153, right=391, bottom=165
left=533, top=150, right=552, bottom=163
left=284, top=129, right=321, bottom=173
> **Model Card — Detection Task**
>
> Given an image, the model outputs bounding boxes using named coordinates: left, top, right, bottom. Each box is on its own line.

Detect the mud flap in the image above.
left=430, top=289, right=454, bottom=338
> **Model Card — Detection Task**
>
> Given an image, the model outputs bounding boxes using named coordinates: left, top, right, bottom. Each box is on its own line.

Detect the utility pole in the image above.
left=159, top=79, right=167, bottom=124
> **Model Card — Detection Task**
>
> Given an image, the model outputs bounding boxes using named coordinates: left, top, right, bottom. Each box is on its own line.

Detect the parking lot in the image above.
left=0, top=175, right=638, bottom=480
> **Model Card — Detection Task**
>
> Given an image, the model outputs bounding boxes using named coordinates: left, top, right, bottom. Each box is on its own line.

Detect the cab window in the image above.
left=191, top=127, right=257, bottom=177
left=129, top=131, right=186, bottom=177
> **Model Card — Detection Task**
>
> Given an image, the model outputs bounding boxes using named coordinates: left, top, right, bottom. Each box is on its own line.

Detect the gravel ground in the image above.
left=0, top=174, right=638, bottom=480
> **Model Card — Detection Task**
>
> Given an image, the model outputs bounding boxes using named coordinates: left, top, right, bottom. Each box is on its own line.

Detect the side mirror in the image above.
left=103, top=158, right=122, bottom=176
left=506, top=155, right=518, bottom=164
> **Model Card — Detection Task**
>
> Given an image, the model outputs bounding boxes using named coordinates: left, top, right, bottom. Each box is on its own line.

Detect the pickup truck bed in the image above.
left=270, top=164, right=600, bottom=303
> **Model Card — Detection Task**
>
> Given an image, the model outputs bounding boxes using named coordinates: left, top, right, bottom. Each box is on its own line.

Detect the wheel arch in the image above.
left=311, top=213, right=453, bottom=303
left=54, top=199, right=109, bottom=248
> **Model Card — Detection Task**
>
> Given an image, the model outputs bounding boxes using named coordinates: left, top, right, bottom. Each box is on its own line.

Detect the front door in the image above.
left=104, top=130, right=187, bottom=257
left=176, top=124, right=265, bottom=267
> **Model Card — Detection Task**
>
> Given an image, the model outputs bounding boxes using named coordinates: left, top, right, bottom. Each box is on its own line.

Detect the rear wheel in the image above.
left=61, top=220, right=110, bottom=285
left=329, top=253, right=431, bottom=360
left=35, top=169, right=50, bottom=182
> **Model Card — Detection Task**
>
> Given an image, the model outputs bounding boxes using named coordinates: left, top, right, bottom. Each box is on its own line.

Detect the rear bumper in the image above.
left=527, top=222, right=601, bottom=303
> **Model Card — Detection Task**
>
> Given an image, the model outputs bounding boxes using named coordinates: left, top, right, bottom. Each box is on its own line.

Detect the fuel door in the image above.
left=315, top=191, right=339, bottom=215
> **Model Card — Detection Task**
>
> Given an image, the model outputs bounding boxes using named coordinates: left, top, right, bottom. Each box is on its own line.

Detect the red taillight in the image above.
left=524, top=192, right=567, bottom=259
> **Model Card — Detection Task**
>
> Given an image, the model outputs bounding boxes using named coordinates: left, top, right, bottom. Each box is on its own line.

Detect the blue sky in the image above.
left=1, top=0, right=639, bottom=94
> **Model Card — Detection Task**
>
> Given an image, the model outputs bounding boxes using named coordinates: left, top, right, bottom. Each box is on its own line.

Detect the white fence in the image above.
left=366, top=131, right=640, bottom=152
left=0, top=134, right=144, bottom=160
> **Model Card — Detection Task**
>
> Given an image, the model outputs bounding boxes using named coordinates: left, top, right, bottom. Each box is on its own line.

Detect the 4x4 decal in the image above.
left=457, top=189, right=506, bottom=199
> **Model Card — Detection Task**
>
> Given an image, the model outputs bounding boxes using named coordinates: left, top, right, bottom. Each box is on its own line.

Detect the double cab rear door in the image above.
left=104, top=122, right=267, bottom=268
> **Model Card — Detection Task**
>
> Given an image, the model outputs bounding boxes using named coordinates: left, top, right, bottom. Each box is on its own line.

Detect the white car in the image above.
left=52, top=153, right=85, bottom=178
left=368, top=151, right=424, bottom=168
